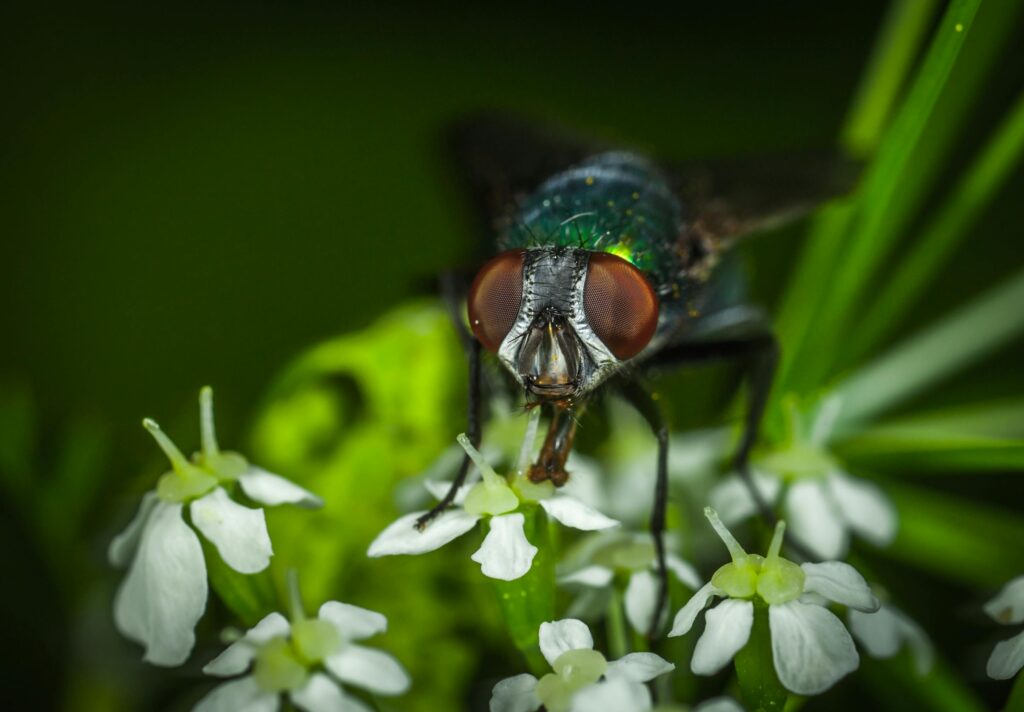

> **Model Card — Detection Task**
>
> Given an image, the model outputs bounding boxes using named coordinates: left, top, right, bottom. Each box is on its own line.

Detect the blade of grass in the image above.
left=838, top=429, right=1024, bottom=472
left=774, top=0, right=940, bottom=393
left=852, top=92, right=1024, bottom=358
left=842, top=0, right=941, bottom=157
left=831, top=268, right=1024, bottom=429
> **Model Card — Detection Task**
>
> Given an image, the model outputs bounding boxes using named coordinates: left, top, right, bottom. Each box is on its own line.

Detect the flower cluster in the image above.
left=196, top=578, right=408, bottom=712
left=109, top=388, right=322, bottom=665
left=368, top=415, right=619, bottom=580
left=670, top=508, right=879, bottom=695
left=491, top=619, right=674, bottom=712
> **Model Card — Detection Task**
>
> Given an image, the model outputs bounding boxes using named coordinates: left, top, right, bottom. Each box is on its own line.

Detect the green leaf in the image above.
left=491, top=507, right=556, bottom=676
left=831, top=269, right=1024, bottom=429
left=879, top=482, right=1024, bottom=587
left=734, top=602, right=790, bottom=712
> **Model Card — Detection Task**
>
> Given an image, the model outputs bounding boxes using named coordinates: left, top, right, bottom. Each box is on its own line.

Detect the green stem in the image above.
left=491, top=507, right=556, bottom=676
left=734, top=603, right=789, bottom=712
left=607, top=587, right=629, bottom=660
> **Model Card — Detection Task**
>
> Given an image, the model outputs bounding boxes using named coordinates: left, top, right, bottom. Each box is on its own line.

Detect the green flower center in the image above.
left=705, top=508, right=805, bottom=605
left=253, top=637, right=309, bottom=693
left=536, top=649, right=608, bottom=712
left=458, top=433, right=521, bottom=516
left=148, top=387, right=250, bottom=503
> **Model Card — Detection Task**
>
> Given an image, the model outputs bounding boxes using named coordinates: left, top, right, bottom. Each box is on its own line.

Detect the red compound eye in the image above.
left=583, top=252, right=659, bottom=360
left=467, top=249, right=526, bottom=352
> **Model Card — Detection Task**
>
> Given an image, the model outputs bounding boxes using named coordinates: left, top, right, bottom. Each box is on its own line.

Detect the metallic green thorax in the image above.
left=499, top=152, right=686, bottom=298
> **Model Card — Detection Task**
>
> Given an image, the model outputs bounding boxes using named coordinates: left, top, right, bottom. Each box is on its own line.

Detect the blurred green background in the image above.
left=1, top=1, right=1021, bottom=710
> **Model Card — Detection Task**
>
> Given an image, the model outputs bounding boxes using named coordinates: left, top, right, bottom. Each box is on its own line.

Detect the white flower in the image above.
left=709, top=463, right=896, bottom=560
left=368, top=411, right=618, bottom=581
left=984, top=575, right=1024, bottom=680
left=196, top=585, right=409, bottom=712
left=669, top=508, right=879, bottom=696
left=559, top=531, right=702, bottom=635
left=848, top=596, right=933, bottom=675
left=109, top=388, right=322, bottom=666
left=490, top=619, right=673, bottom=712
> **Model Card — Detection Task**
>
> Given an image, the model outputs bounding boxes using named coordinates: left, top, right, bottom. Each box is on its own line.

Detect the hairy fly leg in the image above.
left=618, top=379, right=670, bottom=640
left=415, top=337, right=483, bottom=530
left=648, top=333, right=814, bottom=560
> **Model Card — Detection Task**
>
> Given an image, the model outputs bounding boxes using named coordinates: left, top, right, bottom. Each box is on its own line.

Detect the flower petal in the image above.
left=559, top=565, right=615, bottom=588
left=800, top=561, right=878, bottom=612
left=691, top=599, right=753, bottom=675
left=847, top=607, right=900, bottom=658
left=568, top=678, right=651, bottom=712
left=190, top=487, right=273, bottom=574
left=665, top=553, right=702, bottom=590
left=292, top=672, right=371, bottom=712
left=318, top=601, right=387, bottom=642
left=113, top=501, right=207, bottom=666
left=826, top=470, right=897, bottom=546
left=539, top=619, right=593, bottom=667
left=108, top=491, right=159, bottom=568
left=203, top=612, right=290, bottom=676
left=624, top=570, right=659, bottom=635
left=769, top=600, right=859, bottom=695
left=324, top=644, right=410, bottom=695
left=606, top=652, right=674, bottom=683
left=194, top=676, right=279, bottom=712
left=367, top=510, right=480, bottom=557
left=785, top=481, right=848, bottom=560
left=471, top=513, right=537, bottom=581
left=669, top=582, right=723, bottom=637
left=848, top=603, right=933, bottom=675
left=539, top=496, right=619, bottom=531
left=490, top=673, right=540, bottom=712
left=239, top=467, right=323, bottom=508
left=987, top=629, right=1024, bottom=680
left=694, top=698, right=745, bottom=712
left=709, top=471, right=781, bottom=525
left=984, top=575, right=1024, bottom=625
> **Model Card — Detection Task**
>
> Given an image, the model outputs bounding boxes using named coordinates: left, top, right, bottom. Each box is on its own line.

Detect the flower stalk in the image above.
left=492, top=506, right=556, bottom=676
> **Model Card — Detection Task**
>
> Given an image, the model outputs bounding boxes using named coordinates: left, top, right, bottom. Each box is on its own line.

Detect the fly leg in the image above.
left=415, top=337, right=482, bottom=530
left=647, top=333, right=814, bottom=560
left=618, top=379, right=670, bottom=640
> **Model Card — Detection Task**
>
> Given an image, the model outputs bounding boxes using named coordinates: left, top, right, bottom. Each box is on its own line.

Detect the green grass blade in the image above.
left=839, top=429, right=1024, bottom=472
left=842, top=0, right=940, bottom=157
left=774, top=0, right=939, bottom=393
left=832, top=269, right=1024, bottom=429
left=852, top=92, right=1024, bottom=358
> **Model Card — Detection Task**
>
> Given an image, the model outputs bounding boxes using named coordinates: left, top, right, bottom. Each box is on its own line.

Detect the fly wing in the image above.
left=666, top=150, right=860, bottom=248
left=443, top=114, right=606, bottom=254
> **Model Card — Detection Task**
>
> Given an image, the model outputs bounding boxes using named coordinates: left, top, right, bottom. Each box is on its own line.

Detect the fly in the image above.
left=416, top=116, right=854, bottom=636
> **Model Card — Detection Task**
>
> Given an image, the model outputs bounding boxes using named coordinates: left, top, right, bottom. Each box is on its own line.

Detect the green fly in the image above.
left=417, top=117, right=852, bottom=636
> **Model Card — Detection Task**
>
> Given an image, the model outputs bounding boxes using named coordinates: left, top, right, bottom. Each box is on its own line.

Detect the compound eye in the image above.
left=468, top=249, right=526, bottom=352
left=583, top=252, right=659, bottom=360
